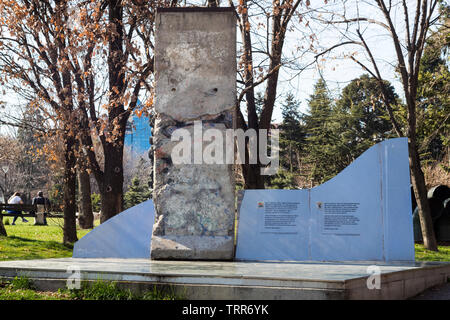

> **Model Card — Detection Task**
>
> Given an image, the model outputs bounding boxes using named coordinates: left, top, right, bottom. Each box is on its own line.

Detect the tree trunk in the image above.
left=259, top=11, right=284, bottom=132
left=409, top=138, right=438, bottom=251
left=99, top=0, right=126, bottom=223
left=289, top=142, right=293, bottom=172
left=207, top=0, right=218, bottom=7
left=77, top=169, right=94, bottom=229
left=241, top=163, right=265, bottom=189
left=238, top=0, right=264, bottom=190
left=100, top=140, right=125, bottom=223
left=63, top=135, right=78, bottom=244
left=0, top=217, right=7, bottom=237
left=295, top=149, right=302, bottom=172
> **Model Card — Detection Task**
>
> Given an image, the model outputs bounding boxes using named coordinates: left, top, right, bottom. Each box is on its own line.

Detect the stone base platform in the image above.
left=0, top=258, right=449, bottom=300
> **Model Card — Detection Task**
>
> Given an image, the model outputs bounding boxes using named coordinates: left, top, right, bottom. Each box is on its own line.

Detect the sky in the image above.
left=267, top=0, right=414, bottom=122
left=0, top=0, right=440, bottom=132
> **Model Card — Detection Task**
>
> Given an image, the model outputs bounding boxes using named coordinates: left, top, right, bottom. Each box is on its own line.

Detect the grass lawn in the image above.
left=0, top=217, right=95, bottom=261
left=1, top=217, right=450, bottom=262
left=0, top=278, right=71, bottom=300
left=0, top=218, right=182, bottom=300
left=414, top=244, right=450, bottom=262
left=0, top=276, right=178, bottom=300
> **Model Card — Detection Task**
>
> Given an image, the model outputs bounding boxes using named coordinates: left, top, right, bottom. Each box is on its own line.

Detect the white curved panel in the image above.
left=73, top=200, right=154, bottom=258
left=236, top=138, right=415, bottom=261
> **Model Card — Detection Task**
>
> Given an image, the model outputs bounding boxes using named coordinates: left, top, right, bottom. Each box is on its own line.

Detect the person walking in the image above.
left=7, top=192, right=28, bottom=225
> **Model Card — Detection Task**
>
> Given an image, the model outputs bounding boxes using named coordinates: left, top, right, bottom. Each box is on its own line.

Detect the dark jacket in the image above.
left=32, top=196, right=51, bottom=208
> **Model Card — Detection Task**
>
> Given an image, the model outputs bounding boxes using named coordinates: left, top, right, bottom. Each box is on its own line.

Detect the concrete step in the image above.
left=0, top=258, right=449, bottom=299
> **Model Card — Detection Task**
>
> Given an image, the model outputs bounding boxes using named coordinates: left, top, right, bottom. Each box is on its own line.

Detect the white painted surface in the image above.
left=236, top=138, right=415, bottom=262
left=73, top=200, right=154, bottom=258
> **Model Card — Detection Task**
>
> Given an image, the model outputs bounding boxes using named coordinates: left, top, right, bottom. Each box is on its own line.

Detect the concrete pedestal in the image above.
left=1, top=258, right=449, bottom=299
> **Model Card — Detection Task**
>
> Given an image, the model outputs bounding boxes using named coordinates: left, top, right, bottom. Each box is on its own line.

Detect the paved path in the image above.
left=410, top=282, right=450, bottom=300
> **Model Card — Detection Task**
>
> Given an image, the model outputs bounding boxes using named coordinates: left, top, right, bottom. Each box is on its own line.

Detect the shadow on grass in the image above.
left=414, top=244, right=450, bottom=262
left=7, top=235, right=73, bottom=247
left=0, top=235, right=73, bottom=261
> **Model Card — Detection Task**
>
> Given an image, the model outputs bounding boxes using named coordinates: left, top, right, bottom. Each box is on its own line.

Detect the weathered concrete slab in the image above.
left=0, top=258, right=448, bottom=300
left=154, top=8, right=236, bottom=121
left=151, top=8, right=236, bottom=260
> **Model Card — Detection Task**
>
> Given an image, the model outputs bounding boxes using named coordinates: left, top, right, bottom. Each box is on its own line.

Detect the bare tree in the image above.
left=71, top=0, right=177, bottom=223
left=315, top=0, right=442, bottom=251
left=0, top=0, right=80, bottom=243
left=230, top=0, right=307, bottom=188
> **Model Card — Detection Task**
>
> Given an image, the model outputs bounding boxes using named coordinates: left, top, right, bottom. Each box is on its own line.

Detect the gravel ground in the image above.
left=409, top=282, right=450, bottom=300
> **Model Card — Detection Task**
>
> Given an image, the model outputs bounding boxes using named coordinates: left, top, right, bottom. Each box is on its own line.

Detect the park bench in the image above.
left=0, top=203, right=63, bottom=225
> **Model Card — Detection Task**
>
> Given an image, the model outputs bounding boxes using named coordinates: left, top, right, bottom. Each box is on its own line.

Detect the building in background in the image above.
left=124, top=100, right=152, bottom=158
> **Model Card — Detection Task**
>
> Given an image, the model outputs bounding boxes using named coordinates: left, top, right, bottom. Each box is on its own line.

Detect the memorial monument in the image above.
left=73, top=8, right=415, bottom=264
left=150, top=8, right=236, bottom=260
